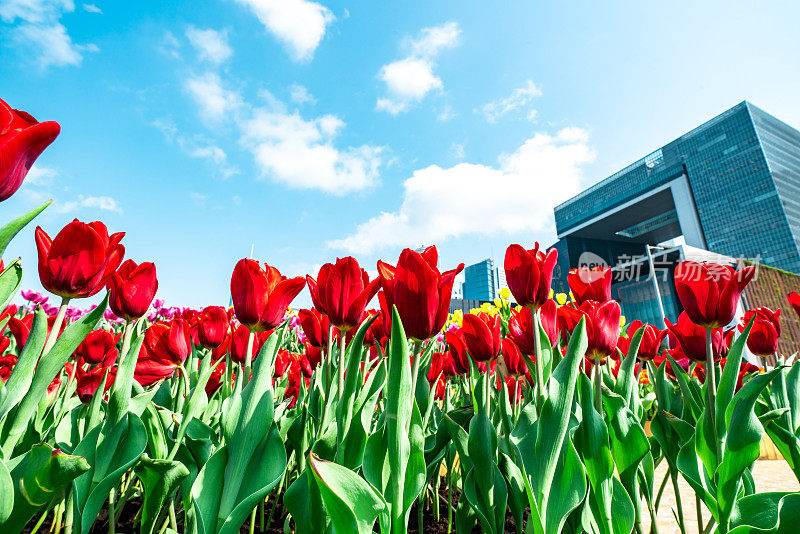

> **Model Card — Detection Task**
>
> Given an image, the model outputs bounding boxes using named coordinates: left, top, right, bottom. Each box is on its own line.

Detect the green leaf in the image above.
left=613, top=326, right=643, bottom=408
left=309, top=453, right=385, bottom=534
left=0, top=200, right=50, bottom=259
left=463, top=409, right=507, bottom=534
left=728, top=492, right=800, bottom=534
left=0, top=444, right=89, bottom=533
left=0, top=259, right=22, bottom=312
left=71, top=413, right=148, bottom=534
left=576, top=374, right=615, bottom=534
left=1, top=294, right=108, bottom=457
left=0, top=306, right=47, bottom=425
left=717, top=369, right=780, bottom=527
left=134, top=456, right=189, bottom=534
left=717, top=319, right=753, bottom=443
left=0, top=458, right=14, bottom=524
left=283, top=469, right=325, bottom=534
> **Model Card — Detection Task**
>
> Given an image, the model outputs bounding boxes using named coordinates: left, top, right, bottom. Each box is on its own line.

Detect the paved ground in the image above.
left=639, top=460, right=799, bottom=533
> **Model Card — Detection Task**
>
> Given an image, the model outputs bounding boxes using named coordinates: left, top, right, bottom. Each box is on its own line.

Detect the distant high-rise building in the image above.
left=463, top=258, right=505, bottom=301
left=549, top=101, right=800, bottom=326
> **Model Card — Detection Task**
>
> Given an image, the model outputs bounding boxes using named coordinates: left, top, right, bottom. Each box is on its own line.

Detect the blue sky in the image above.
left=2, top=0, right=799, bottom=309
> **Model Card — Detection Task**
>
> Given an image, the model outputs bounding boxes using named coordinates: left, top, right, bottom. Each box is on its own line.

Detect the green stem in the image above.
left=654, top=469, right=669, bottom=510
left=410, top=340, right=423, bottom=400
left=41, top=297, right=70, bottom=357
left=696, top=493, right=704, bottom=534
left=532, top=306, right=545, bottom=414
left=326, top=324, right=335, bottom=395
left=249, top=506, right=257, bottom=534
left=705, top=328, right=720, bottom=462
left=108, top=488, right=116, bottom=534
left=671, top=471, right=686, bottom=534
left=243, top=330, right=255, bottom=383
left=63, top=490, right=74, bottom=534
left=30, top=502, right=53, bottom=534
left=168, top=499, right=178, bottom=531
left=337, top=329, right=347, bottom=403
left=593, top=357, right=603, bottom=413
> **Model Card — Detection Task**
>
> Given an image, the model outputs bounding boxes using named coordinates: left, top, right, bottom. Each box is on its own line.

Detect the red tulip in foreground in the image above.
left=499, top=338, right=527, bottom=378
left=306, top=257, right=379, bottom=332
left=36, top=219, right=125, bottom=299
left=568, top=266, right=612, bottom=305
left=507, top=299, right=558, bottom=354
left=134, top=319, right=192, bottom=386
left=230, top=259, right=305, bottom=332
left=196, top=305, right=229, bottom=349
left=617, top=320, right=668, bottom=361
left=665, top=312, right=724, bottom=362
left=377, top=246, right=464, bottom=341
left=462, top=312, right=502, bottom=363
left=75, top=329, right=119, bottom=366
left=674, top=260, right=755, bottom=328
left=579, top=299, right=621, bottom=363
left=0, top=97, right=60, bottom=202
left=739, top=306, right=781, bottom=357
left=503, top=243, right=557, bottom=309
left=107, top=259, right=158, bottom=322
left=788, top=291, right=800, bottom=320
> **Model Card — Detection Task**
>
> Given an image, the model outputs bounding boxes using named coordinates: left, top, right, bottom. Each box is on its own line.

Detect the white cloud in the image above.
left=185, top=72, right=242, bottom=122
left=376, top=22, right=460, bottom=115
left=328, top=127, right=595, bottom=254
left=480, top=80, right=543, bottom=123
left=289, top=84, right=315, bottom=105
left=55, top=195, right=122, bottom=214
left=240, top=106, right=383, bottom=194
left=24, top=165, right=58, bottom=186
left=233, top=0, right=334, bottom=62
left=189, top=192, right=207, bottom=207
left=408, top=21, right=460, bottom=57
left=1, top=0, right=99, bottom=68
left=152, top=117, right=239, bottom=178
left=185, top=26, right=232, bottom=64
left=82, top=3, right=101, bottom=13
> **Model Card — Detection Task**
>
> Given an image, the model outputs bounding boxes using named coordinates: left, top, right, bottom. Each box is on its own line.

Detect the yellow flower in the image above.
left=499, top=287, right=511, bottom=300
left=555, top=293, right=567, bottom=306
left=619, top=315, right=626, bottom=327
left=549, top=288, right=554, bottom=299
left=493, top=298, right=502, bottom=309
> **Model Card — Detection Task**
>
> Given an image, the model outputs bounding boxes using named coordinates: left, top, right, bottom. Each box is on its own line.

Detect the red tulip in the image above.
left=556, top=304, right=584, bottom=339
left=568, top=267, right=612, bottom=305
left=674, top=261, right=755, bottom=329
left=107, top=259, right=158, bottom=321
left=0, top=354, right=17, bottom=382
left=0, top=97, right=60, bottom=202
left=197, top=306, right=229, bottom=349
left=8, top=313, right=65, bottom=348
left=210, top=334, right=231, bottom=362
left=665, top=312, right=724, bottom=362
left=497, top=375, right=526, bottom=403
left=377, top=246, right=464, bottom=341
left=0, top=335, right=9, bottom=354
left=362, top=309, right=385, bottom=346
left=507, top=299, right=558, bottom=355
left=617, top=320, right=667, bottom=361
left=503, top=243, right=558, bottom=309
left=75, top=329, right=119, bottom=366
left=205, top=359, right=228, bottom=397
left=739, top=307, right=781, bottom=357
left=304, top=342, right=322, bottom=370
left=579, top=300, right=621, bottom=363
left=134, top=319, right=192, bottom=386
left=788, top=292, right=800, bottom=320
left=229, top=324, right=270, bottom=365
left=0, top=304, right=16, bottom=323
left=462, top=312, right=502, bottom=363
left=35, top=220, right=125, bottom=299
left=306, top=257, right=380, bottom=332
left=75, top=364, right=116, bottom=403
left=499, top=338, right=527, bottom=378
left=230, top=259, right=305, bottom=332
left=445, top=329, right=470, bottom=375
left=298, top=308, right=331, bottom=348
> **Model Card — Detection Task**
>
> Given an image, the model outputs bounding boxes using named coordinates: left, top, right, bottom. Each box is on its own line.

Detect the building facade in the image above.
left=549, top=101, right=800, bottom=333
left=552, top=101, right=800, bottom=285
left=463, top=258, right=506, bottom=302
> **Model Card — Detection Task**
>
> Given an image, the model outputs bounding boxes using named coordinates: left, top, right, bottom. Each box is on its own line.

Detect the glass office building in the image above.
left=550, top=101, right=800, bottom=322
left=463, top=258, right=505, bottom=302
